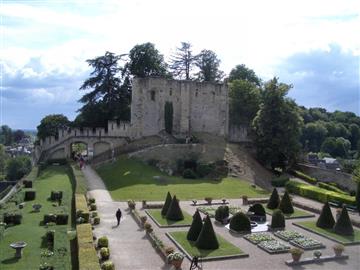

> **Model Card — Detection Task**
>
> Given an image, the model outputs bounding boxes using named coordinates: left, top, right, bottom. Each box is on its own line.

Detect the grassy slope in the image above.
left=97, top=157, right=268, bottom=201
left=0, top=166, right=74, bottom=270
left=147, top=209, right=193, bottom=226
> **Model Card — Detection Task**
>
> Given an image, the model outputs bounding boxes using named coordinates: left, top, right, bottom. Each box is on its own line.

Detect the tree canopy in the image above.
left=195, top=49, right=224, bottom=82
left=228, top=64, right=261, bottom=86
left=37, top=114, right=70, bottom=141
left=169, top=42, right=196, bottom=80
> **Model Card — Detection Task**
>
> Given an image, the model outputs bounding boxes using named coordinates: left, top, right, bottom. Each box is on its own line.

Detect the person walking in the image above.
left=116, top=208, right=122, bottom=226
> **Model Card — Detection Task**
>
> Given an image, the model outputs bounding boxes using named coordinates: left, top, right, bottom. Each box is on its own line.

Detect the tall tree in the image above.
left=37, top=114, right=70, bottom=141
left=0, top=125, right=13, bottom=146
left=228, top=64, right=261, bottom=86
left=252, top=78, right=303, bottom=170
left=125, top=42, right=169, bottom=78
left=0, top=144, right=7, bottom=176
left=195, top=49, right=224, bottom=82
left=12, top=129, right=26, bottom=143
left=301, top=122, right=328, bottom=152
left=169, top=42, right=196, bottom=80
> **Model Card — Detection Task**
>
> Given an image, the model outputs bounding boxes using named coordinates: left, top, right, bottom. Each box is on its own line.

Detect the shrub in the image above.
left=75, top=194, right=90, bottom=223
left=333, top=207, right=354, bottom=236
left=101, top=261, right=115, bottom=270
left=267, top=188, right=280, bottom=209
left=127, top=199, right=136, bottom=209
left=100, top=247, right=110, bottom=260
left=98, top=236, right=109, bottom=248
left=88, top=198, right=96, bottom=204
left=93, top=217, right=100, bottom=225
left=204, top=197, right=213, bottom=204
left=271, top=175, right=289, bottom=187
left=187, top=210, right=203, bottom=241
left=89, top=203, right=97, bottom=211
left=161, top=192, right=172, bottom=216
left=271, top=209, right=285, bottom=229
left=55, top=213, right=69, bottom=225
left=292, top=170, right=317, bottom=184
left=248, top=203, right=266, bottom=216
left=166, top=195, right=184, bottom=221
left=4, top=212, right=22, bottom=225
left=183, top=168, right=197, bottom=179
left=44, top=214, right=57, bottom=224
left=23, top=180, right=33, bottom=188
left=215, top=206, right=229, bottom=223
left=50, top=191, right=63, bottom=201
left=24, top=189, right=36, bottom=201
left=316, top=202, right=335, bottom=229
left=195, top=215, right=219, bottom=249
left=91, top=211, right=98, bottom=218
left=279, top=191, right=294, bottom=214
left=144, top=222, right=153, bottom=233
left=197, top=164, right=214, bottom=178
left=318, top=182, right=347, bottom=195
left=229, top=212, right=251, bottom=232
left=46, top=230, right=55, bottom=244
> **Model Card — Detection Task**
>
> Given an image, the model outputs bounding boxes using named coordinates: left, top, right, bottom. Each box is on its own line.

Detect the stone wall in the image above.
left=228, top=124, right=251, bottom=142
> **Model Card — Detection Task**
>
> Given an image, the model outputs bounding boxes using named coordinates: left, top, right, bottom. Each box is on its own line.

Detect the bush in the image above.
left=333, top=207, right=354, bottom=236
left=292, top=170, right=317, bottom=184
left=316, top=202, right=335, bottom=229
left=75, top=194, right=90, bottom=223
left=318, top=182, right=348, bottom=195
left=98, top=236, right=109, bottom=248
left=23, top=180, right=33, bottom=188
left=195, top=215, right=219, bottom=249
left=161, top=192, right=172, bottom=216
left=215, top=206, right=229, bottom=223
left=77, top=224, right=99, bottom=269
left=267, top=188, right=280, bottom=209
left=271, top=175, right=289, bottom=187
left=50, top=191, right=63, bottom=201
left=197, top=164, right=214, bottom=178
left=183, top=168, right=197, bottom=179
left=248, top=203, right=266, bottom=216
left=88, top=197, right=96, bottom=204
left=91, top=211, right=98, bottom=218
left=90, top=203, right=97, bottom=211
left=55, top=213, right=68, bottom=225
left=166, top=195, right=184, bottom=221
left=187, top=210, right=203, bottom=241
left=270, top=209, right=285, bottom=229
left=3, top=212, right=22, bottom=225
left=229, top=212, right=251, bottom=232
left=6, top=156, right=32, bottom=181
left=100, top=247, right=110, bottom=260
left=101, top=261, right=115, bottom=270
left=24, top=189, right=36, bottom=201
left=44, top=214, right=57, bottom=224
left=46, top=230, right=55, bottom=244
left=93, top=217, right=100, bottom=225
left=278, top=191, right=294, bottom=214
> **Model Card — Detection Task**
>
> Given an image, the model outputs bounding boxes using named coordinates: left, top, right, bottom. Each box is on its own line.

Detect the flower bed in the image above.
left=197, top=206, right=216, bottom=217
left=290, top=237, right=325, bottom=250
left=274, top=230, right=305, bottom=241
left=244, top=233, right=276, bottom=245
left=228, top=206, right=242, bottom=215
left=258, top=240, right=290, bottom=254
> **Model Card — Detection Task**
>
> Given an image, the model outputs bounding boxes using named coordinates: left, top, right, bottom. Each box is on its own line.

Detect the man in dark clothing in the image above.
left=116, top=208, right=122, bottom=226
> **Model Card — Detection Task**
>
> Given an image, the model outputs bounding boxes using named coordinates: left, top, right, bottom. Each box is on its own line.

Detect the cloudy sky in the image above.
left=0, top=0, right=359, bottom=129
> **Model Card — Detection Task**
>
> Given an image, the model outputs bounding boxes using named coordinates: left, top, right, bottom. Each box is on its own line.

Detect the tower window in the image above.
left=150, top=90, right=155, bottom=101
left=169, top=88, right=172, bottom=96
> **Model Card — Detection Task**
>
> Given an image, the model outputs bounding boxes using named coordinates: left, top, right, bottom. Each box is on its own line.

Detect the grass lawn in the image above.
left=263, top=205, right=315, bottom=219
left=97, top=156, right=268, bottom=201
left=0, top=166, right=75, bottom=270
left=146, top=209, right=193, bottom=227
left=168, top=231, right=246, bottom=259
left=294, top=221, right=360, bottom=245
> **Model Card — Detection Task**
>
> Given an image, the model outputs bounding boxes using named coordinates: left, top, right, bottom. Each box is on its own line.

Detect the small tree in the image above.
left=278, top=191, right=294, bottom=214
left=333, top=207, right=354, bottom=236
left=187, top=210, right=203, bottom=241
left=214, top=206, right=229, bottom=223
left=271, top=209, right=285, bottom=229
left=267, top=188, right=280, bottom=209
left=166, top=195, right=184, bottom=221
left=161, top=192, right=172, bottom=216
left=195, top=215, right=219, bottom=249
left=248, top=204, right=266, bottom=216
left=229, top=212, right=251, bottom=232
left=316, top=202, right=335, bottom=229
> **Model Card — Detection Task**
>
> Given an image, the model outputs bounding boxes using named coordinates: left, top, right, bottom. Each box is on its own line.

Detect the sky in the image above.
left=0, top=0, right=359, bottom=129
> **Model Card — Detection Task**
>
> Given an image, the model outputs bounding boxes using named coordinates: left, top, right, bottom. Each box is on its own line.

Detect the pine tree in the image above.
left=195, top=215, right=219, bottom=249
left=333, top=207, right=354, bottom=236
left=165, top=195, right=184, bottom=221
left=229, top=212, right=251, bottom=232
left=271, top=209, right=285, bottom=229
left=278, top=191, right=294, bottom=214
left=187, top=210, right=203, bottom=241
left=267, top=188, right=280, bottom=209
left=316, top=202, right=335, bottom=229
left=161, top=192, right=172, bottom=216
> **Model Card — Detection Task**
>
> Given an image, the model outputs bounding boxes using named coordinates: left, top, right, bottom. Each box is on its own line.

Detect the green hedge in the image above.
left=70, top=164, right=88, bottom=195
left=292, top=170, right=317, bottom=184
left=286, top=181, right=355, bottom=205
left=318, top=182, right=348, bottom=195
left=75, top=194, right=90, bottom=223
left=77, top=224, right=100, bottom=270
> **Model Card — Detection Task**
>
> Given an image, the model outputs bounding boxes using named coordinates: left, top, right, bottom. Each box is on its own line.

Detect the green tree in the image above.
left=12, top=129, right=26, bottom=143
left=278, top=191, right=294, bottom=214
left=195, top=215, right=219, bottom=249
left=165, top=195, right=184, bottom=221
left=229, top=80, right=261, bottom=125
left=126, top=42, right=168, bottom=78
left=349, top=124, right=360, bottom=150
left=252, top=78, right=303, bottom=170
left=187, top=210, right=203, bottom=241
left=229, top=212, right=251, bottom=232
left=0, top=144, right=8, bottom=176
left=161, top=192, right=172, bottom=216
left=228, top=64, right=261, bottom=86
left=267, top=188, right=280, bottom=209
left=316, top=202, right=335, bottom=229
left=6, top=156, right=32, bottom=181
left=301, top=122, right=328, bottom=152
left=195, top=49, right=224, bottom=82
left=333, top=207, right=354, bottom=236
left=270, top=209, right=285, bottom=229
left=37, top=114, right=70, bottom=141
left=0, top=125, right=13, bottom=146
left=169, top=42, right=196, bottom=80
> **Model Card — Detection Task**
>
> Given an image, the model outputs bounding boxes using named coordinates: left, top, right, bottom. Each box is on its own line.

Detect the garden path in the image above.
left=82, top=166, right=169, bottom=270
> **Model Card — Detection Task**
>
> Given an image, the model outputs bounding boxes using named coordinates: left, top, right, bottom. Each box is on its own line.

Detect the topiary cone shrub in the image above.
left=279, top=191, right=294, bottom=214
left=270, top=209, right=285, bottom=229
left=316, top=202, right=335, bottom=229
left=248, top=203, right=266, bottom=216
left=161, top=192, right=172, bottom=216
left=333, top=206, right=354, bottom=236
left=267, top=188, right=280, bottom=209
left=229, top=212, right=251, bottom=233
left=187, top=210, right=203, bottom=241
left=166, top=195, right=184, bottom=221
left=215, top=206, right=229, bottom=223
left=195, top=215, right=219, bottom=250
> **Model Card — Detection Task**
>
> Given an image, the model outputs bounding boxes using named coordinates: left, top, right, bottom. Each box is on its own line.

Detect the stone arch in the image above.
left=70, top=141, right=89, bottom=160
left=48, top=147, right=66, bottom=160
left=93, top=141, right=112, bottom=157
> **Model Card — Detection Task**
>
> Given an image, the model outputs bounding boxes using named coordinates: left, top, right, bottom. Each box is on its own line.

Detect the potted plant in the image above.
left=168, top=251, right=184, bottom=269
left=192, top=200, right=197, bottom=206
left=140, top=215, right=147, bottom=225
left=333, top=244, right=345, bottom=256
left=222, top=198, right=227, bottom=204
left=204, top=197, right=213, bottom=205
left=290, top=248, right=304, bottom=262
left=164, top=246, right=175, bottom=256
left=313, top=250, right=322, bottom=259
left=242, top=195, right=248, bottom=205
left=127, top=200, right=136, bottom=211
left=144, top=222, right=153, bottom=233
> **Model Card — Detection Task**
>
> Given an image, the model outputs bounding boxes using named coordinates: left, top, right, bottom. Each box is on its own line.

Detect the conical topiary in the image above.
left=267, top=188, right=280, bottom=209
left=333, top=206, right=354, bottom=236
left=161, top=192, right=172, bottom=216
left=229, top=212, right=251, bottom=232
left=270, top=209, right=285, bottom=229
left=215, top=206, right=229, bottom=223
left=278, top=191, right=294, bottom=214
left=187, top=210, right=203, bottom=241
left=248, top=203, right=266, bottom=216
left=316, top=202, right=335, bottom=229
left=195, top=215, right=219, bottom=250
left=165, top=195, right=184, bottom=221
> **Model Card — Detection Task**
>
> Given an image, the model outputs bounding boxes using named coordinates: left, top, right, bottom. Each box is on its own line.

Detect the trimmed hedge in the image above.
left=195, top=215, right=219, bottom=249
left=215, top=205, right=229, bottom=223
left=271, top=209, right=285, bottom=229
left=166, top=195, right=184, bottom=221
left=70, top=164, right=88, bottom=195
left=316, top=202, right=335, bottom=229
left=248, top=203, right=266, bottom=216
left=24, top=189, right=36, bottom=201
left=187, top=210, right=203, bottom=241
left=161, top=192, right=172, bottom=216
left=76, top=194, right=90, bottom=223
left=285, top=180, right=355, bottom=205
left=229, top=212, right=251, bottom=232
left=3, top=212, right=22, bottom=225
left=77, top=223, right=100, bottom=270
left=278, top=191, right=294, bottom=214
left=333, top=207, right=354, bottom=236
left=318, top=182, right=348, bottom=195
left=292, top=170, right=317, bottom=184
left=267, top=188, right=280, bottom=209
left=23, top=180, right=33, bottom=188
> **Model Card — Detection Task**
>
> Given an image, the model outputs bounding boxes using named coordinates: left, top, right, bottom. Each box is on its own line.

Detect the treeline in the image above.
left=0, top=125, right=30, bottom=146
